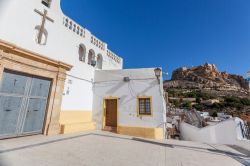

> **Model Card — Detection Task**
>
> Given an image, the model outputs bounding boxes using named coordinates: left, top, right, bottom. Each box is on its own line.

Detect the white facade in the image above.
left=0, top=0, right=123, bottom=112
left=0, top=0, right=167, bottom=138
left=93, top=68, right=166, bottom=130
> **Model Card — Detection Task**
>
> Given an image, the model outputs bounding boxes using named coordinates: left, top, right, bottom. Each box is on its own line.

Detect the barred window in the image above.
left=138, top=98, right=152, bottom=115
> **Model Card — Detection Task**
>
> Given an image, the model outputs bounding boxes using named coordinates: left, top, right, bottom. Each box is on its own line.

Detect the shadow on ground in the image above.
left=0, top=145, right=10, bottom=166
left=0, top=133, right=250, bottom=166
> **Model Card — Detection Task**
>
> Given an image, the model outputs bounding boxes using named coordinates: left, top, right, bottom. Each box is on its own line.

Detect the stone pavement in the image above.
left=0, top=131, right=249, bottom=166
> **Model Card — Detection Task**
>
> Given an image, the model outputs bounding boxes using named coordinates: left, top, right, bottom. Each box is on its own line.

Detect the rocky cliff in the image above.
left=164, top=63, right=249, bottom=95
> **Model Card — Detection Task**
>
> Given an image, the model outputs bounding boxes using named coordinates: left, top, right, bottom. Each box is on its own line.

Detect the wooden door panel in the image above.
left=105, top=99, right=117, bottom=127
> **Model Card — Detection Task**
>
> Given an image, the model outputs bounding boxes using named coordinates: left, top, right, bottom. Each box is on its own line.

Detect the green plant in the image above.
left=196, top=97, right=201, bottom=103
left=240, top=98, right=250, bottom=106
left=210, top=111, right=218, bottom=117
left=173, top=100, right=180, bottom=107
left=182, top=101, right=192, bottom=109
left=193, top=104, right=203, bottom=111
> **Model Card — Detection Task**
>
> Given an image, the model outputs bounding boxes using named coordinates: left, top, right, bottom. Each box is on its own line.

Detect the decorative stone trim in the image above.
left=0, top=39, right=72, bottom=71
left=107, top=49, right=121, bottom=64
left=0, top=39, right=72, bottom=136
left=91, top=35, right=105, bottom=51
left=63, top=17, right=86, bottom=38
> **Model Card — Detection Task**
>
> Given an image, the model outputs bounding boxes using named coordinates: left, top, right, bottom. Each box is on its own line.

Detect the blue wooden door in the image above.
left=0, top=70, right=51, bottom=138
left=22, top=77, right=51, bottom=134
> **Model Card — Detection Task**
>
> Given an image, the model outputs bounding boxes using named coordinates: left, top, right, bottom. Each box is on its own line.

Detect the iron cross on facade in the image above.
left=34, top=9, right=54, bottom=44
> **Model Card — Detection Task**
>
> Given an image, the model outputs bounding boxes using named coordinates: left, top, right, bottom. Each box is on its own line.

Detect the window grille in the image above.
left=138, top=98, right=152, bottom=115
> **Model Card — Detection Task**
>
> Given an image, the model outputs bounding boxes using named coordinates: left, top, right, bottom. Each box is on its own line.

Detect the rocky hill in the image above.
left=164, top=63, right=249, bottom=96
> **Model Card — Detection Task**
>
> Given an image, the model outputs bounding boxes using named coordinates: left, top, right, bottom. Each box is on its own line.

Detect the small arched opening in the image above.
left=96, top=54, right=103, bottom=69
left=78, top=44, right=86, bottom=62
left=88, top=49, right=96, bottom=66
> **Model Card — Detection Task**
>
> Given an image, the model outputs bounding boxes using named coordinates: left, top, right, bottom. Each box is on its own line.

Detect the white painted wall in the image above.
left=0, top=0, right=122, bottom=68
left=180, top=119, right=239, bottom=145
left=234, top=118, right=246, bottom=140
left=0, top=1, right=169, bottom=136
left=92, top=68, right=167, bottom=131
left=236, top=140, right=250, bottom=151
left=0, top=0, right=123, bottom=112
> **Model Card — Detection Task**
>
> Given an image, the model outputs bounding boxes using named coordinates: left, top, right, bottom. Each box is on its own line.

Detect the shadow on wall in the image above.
left=106, top=81, right=126, bottom=94
left=92, top=81, right=125, bottom=99
left=132, top=79, right=157, bottom=96
left=92, top=79, right=160, bottom=129
left=121, top=80, right=157, bottom=106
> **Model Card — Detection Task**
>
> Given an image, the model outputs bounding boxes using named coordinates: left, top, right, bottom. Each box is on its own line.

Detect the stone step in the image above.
left=60, top=122, right=96, bottom=134
left=103, top=126, right=117, bottom=133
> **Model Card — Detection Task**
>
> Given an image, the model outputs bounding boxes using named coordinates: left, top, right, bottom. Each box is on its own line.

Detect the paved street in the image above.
left=0, top=131, right=250, bottom=166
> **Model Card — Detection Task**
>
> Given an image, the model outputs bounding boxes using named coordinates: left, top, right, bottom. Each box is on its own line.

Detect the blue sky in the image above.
left=61, top=0, right=250, bottom=79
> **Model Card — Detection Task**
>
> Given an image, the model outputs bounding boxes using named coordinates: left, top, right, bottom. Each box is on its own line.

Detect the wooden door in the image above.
left=105, top=99, right=117, bottom=128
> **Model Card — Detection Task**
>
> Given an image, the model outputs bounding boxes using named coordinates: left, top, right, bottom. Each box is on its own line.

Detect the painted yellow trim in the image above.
left=59, top=111, right=92, bottom=124
left=59, top=111, right=96, bottom=134
left=102, top=99, right=106, bottom=129
left=137, top=96, right=153, bottom=117
left=61, top=122, right=96, bottom=134
left=104, top=96, right=120, bottom=100
left=117, top=126, right=164, bottom=139
left=102, top=97, right=119, bottom=130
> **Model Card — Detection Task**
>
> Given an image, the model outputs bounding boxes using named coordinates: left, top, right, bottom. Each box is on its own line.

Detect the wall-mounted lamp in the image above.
left=154, top=68, right=162, bottom=84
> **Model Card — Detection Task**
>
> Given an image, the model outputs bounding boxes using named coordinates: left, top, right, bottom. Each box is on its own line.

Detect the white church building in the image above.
left=0, top=0, right=166, bottom=139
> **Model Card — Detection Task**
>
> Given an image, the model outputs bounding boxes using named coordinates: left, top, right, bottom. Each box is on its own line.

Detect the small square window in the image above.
left=138, top=97, right=152, bottom=116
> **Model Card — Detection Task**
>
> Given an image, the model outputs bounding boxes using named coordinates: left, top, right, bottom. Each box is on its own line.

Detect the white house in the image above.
left=0, top=0, right=166, bottom=139
left=93, top=69, right=166, bottom=139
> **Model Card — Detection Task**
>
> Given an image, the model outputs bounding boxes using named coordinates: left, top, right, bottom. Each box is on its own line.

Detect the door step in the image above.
left=103, top=126, right=117, bottom=133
